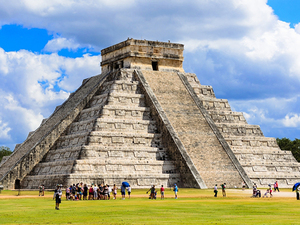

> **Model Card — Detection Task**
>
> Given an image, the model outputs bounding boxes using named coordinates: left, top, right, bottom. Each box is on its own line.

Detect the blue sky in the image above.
left=0, top=0, right=299, bottom=150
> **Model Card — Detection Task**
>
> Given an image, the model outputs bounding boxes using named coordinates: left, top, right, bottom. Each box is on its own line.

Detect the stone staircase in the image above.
left=139, top=70, right=248, bottom=188
left=21, top=69, right=179, bottom=189
left=185, top=73, right=300, bottom=187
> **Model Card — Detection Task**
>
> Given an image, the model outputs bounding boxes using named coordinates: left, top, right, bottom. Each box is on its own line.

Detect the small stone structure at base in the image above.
left=0, top=39, right=298, bottom=189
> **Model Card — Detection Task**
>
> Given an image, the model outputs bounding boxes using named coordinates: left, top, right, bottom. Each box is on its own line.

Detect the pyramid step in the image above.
left=89, top=93, right=108, bottom=107
left=201, top=98, right=232, bottom=111
left=73, top=160, right=177, bottom=174
left=78, top=104, right=104, bottom=122
left=88, top=131, right=162, bottom=147
left=103, top=80, right=140, bottom=94
left=31, top=159, right=177, bottom=176
left=101, top=105, right=151, bottom=120
left=94, top=118, right=157, bottom=133
left=68, top=118, right=96, bottom=134
left=231, top=146, right=283, bottom=153
left=56, top=132, right=89, bottom=148
left=215, top=123, right=263, bottom=137
left=235, top=152, right=297, bottom=163
left=239, top=158, right=298, bottom=165
left=107, top=92, right=145, bottom=107
left=250, top=177, right=300, bottom=187
left=44, top=146, right=82, bottom=162
left=193, top=85, right=216, bottom=98
left=82, top=145, right=166, bottom=152
left=207, top=110, right=247, bottom=124
left=224, top=136, right=278, bottom=148
left=241, top=161, right=300, bottom=168
left=246, top=171, right=300, bottom=178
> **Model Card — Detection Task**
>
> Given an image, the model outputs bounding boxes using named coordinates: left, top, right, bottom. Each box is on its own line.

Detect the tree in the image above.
left=276, top=138, right=300, bottom=162
left=0, top=146, right=12, bottom=162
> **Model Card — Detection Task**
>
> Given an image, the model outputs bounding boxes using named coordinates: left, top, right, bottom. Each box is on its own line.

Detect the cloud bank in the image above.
left=0, top=0, right=299, bottom=149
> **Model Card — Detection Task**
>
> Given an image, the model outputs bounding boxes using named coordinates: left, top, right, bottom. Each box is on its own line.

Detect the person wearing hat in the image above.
left=53, top=185, right=62, bottom=210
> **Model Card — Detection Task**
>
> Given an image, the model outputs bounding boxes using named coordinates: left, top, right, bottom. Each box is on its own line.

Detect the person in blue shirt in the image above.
left=173, top=184, right=178, bottom=199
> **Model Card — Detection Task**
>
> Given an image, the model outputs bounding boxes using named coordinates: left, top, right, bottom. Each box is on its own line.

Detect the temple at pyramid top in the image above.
left=101, top=38, right=184, bottom=73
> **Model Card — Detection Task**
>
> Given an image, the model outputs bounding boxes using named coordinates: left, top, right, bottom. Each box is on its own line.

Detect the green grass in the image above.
left=0, top=189, right=299, bottom=224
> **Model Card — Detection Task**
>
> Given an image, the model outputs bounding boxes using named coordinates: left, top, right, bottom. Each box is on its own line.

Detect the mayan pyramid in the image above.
left=0, top=39, right=299, bottom=189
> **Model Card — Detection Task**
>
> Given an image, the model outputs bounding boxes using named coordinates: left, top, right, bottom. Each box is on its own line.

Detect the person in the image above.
left=83, top=184, right=88, bottom=200
left=39, top=185, right=43, bottom=196
left=252, top=183, right=257, bottom=197
left=127, top=185, right=131, bottom=199
left=66, top=186, right=70, bottom=200
left=53, top=185, right=62, bottom=210
left=108, top=185, right=111, bottom=200
left=113, top=184, right=118, bottom=200
left=104, top=184, right=109, bottom=200
left=254, top=189, right=261, bottom=198
left=269, top=184, right=273, bottom=197
left=263, top=185, right=272, bottom=198
left=160, top=185, right=165, bottom=200
left=242, top=182, right=246, bottom=191
left=93, top=184, right=98, bottom=200
left=99, top=184, right=104, bottom=200
left=89, top=185, right=94, bottom=200
left=274, top=181, right=280, bottom=192
left=76, top=184, right=82, bottom=200
left=72, top=184, right=76, bottom=197
left=147, top=185, right=156, bottom=200
left=214, top=184, right=218, bottom=197
left=221, top=183, right=226, bottom=197
left=121, top=184, right=126, bottom=200
left=296, top=186, right=300, bottom=200
left=173, top=184, right=178, bottom=199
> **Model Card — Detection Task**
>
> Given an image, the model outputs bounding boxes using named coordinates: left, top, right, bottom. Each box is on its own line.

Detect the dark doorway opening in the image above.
left=15, top=179, right=21, bottom=189
left=152, top=61, right=158, bottom=71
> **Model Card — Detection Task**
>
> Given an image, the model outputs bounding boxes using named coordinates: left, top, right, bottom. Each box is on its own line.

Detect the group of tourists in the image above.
left=252, top=181, right=280, bottom=198
left=64, top=183, right=131, bottom=201
left=52, top=182, right=131, bottom=210
left=213, top=183, right=226, bottom=197
left=213, top=181, right=280, bottom=198
left=146, top=184, right=178, bottom=200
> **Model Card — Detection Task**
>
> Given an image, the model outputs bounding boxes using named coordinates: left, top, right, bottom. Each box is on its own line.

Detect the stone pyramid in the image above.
left=0, top=39, right=299, bottom=189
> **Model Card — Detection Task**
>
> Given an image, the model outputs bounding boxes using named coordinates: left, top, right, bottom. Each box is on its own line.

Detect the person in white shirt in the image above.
left=214, top=184, right=218, bottom=197
left=127, top=185, right=131, bottom=199
left=93, top=185, right=98, bottom=200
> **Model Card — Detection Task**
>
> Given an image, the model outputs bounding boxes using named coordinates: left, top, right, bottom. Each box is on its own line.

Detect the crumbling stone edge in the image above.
left=134, top=70, right=207, bottom=189
left=178, top=72, right=253, bottom=188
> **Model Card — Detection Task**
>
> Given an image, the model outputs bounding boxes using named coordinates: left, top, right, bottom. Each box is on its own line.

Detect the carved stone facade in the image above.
left=0, top=39, right=298, bottom=189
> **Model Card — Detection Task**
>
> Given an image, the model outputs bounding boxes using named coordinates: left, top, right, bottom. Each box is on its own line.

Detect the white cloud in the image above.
left=295, top=23, right=300, bottom=34
left=0, top=118, right=11, bottom=140
left=44, top=37, right=81, bottom=52
left=0, top=47, right=101, bottom=146
left=0, top=0, right=300, bottom=144
left=282, top=113, right=300, bottom=127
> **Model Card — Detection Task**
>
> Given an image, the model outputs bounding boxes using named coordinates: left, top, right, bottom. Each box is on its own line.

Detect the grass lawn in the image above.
left=0, top=188, right=299, bottom=224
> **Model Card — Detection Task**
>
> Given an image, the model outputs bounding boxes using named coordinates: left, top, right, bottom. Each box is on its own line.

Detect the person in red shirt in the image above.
left=160, top=185, right=165, bottom=200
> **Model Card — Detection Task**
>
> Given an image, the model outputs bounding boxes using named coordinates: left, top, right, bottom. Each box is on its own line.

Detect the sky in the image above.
left=0, top=0, right=299, bottom=150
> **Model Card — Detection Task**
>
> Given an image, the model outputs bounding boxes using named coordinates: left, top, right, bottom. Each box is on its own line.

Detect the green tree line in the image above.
left=0, top=146, right=12, bottom=162
left=276, top=138, right=300, bottom=162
